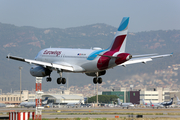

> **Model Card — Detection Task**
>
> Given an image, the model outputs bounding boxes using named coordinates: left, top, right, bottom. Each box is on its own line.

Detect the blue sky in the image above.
left=0, top=0, right=179, bottom=32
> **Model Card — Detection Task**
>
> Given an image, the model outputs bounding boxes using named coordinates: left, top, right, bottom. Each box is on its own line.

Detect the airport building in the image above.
left=140, top=87, right=178, bottom=104
left=0, top=90, right=84, bottom=105
left=0, top=90, right=33, bottom=104
left=102, top=90, right=140, bottom=104
left=102, top=87, right=180, bottom=105
left=0, top=87, right=180, bottom=105
left=43, top=94, right=84, bottom=105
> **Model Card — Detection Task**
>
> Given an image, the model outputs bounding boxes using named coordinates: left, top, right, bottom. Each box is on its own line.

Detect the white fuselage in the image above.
left=120, top=103, right=134, bottom=108
left=35, top=48, right=118, bottom=73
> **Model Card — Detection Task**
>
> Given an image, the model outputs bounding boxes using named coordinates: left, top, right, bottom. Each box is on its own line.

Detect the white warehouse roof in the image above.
left=43, top=94, right=83, bottom=100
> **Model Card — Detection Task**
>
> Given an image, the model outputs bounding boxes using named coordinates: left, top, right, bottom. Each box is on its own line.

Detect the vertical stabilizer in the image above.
left=108, top=17, right=129, bottom=53
left=177, top=96, right=180, bottom=102
left=42, top=97, right=48, bottom=104
left=171, top=98, right=173, bottom=103
left=142, top=99, right=145, bottom=105
left=149, top=100, right=152, bottom=106
left=117, top=98, right=122, bottom=105
left=78, top=99, right=82, bottom=104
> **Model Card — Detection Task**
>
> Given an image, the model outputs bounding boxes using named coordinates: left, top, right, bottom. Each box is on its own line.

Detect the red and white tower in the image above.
left=35, top=77, right=43, bottom=120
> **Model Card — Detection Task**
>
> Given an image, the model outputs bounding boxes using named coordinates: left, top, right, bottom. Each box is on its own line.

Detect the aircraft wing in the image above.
left=120, top=53, right=173, bottom=66
left=6, top=55, right=74, bottom=71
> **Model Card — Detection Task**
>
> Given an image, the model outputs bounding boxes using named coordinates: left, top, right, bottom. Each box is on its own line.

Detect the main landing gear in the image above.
left=93, top=77, right=102, bottom=84
left=57, top=70, right=66, bottom=84
left=93, top=72, right=102, bottom=84
left=57, top=77, right=66, bottom=84
left=46, top=76, right=66, bottom=84
left=46, top=70, right=66, bottom=84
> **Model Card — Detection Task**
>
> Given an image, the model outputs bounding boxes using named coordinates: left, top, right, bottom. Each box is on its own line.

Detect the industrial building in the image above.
left=43, top=94, right=84, bottom=105
left=0, top=90, right=84, bottom=105
left=140, top=87, right=178, bottom=104
left=102, top=87, right=180, bottom=105
left=0, top=90, right=32, bottom=104
left=0, top=87, right=180, bottom=105
left=102, top=91, right=140, bottom=104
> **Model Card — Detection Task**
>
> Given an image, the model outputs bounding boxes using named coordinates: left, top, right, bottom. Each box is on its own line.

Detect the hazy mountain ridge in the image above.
left=0, top=22, right=180, bottom=92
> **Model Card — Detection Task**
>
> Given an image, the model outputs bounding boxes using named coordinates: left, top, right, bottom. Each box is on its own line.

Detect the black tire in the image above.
left=93, top=78, right=97, bottom=84
left=98, top=77, right=102, bottom=84
left=49, top=77, right=52, bottom=82
left=62, top=78, right=66, bottom=84
left=46, top=77, right=49, bottom=82
left=57, top=78, right=62, bottom=84
left=47, top=77, right=52, bottom=82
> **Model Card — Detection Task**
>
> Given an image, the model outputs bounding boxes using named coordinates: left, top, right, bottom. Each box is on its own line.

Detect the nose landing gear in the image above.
left=46, top=77, right=52, bottom=82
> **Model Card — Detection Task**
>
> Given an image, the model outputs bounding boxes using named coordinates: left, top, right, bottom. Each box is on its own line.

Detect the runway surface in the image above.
left=1, top=107, right=180, bottom=119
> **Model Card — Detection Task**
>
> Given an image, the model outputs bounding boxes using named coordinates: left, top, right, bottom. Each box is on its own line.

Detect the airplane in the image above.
left=6, top=17, right=172, bottom=85
left=19, top=99, right=28, bottom=107
left=117, top=98, right=134, bottom=109
left=66, top=99, right=82, bottom=108
left=0, top=103, right=6, bottom=107
left=174, top=95, right=180, bottom=105
left=160, top=98, right=173, bottom=108
left=142, top=98, right=151, bottom=107
left=149, top=100, right=163, bottom=109
left=20, top=97, right=48, bottom=108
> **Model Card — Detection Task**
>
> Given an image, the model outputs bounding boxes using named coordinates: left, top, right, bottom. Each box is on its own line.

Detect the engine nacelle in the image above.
left=115, top=53, right=132, bottom=65
left=30, top=66, right=51, bottom=77
left=85, top=71, right=106, bottom=77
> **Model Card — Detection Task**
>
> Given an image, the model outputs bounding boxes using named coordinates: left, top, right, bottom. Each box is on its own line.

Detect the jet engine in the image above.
left=115, top=53, right=132, bottom=65
left=85, top=71, right=106, bottom=77
left=30, top=66, right=51, bottom=77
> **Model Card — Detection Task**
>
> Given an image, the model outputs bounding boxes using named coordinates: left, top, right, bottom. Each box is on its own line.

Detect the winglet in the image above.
left=7, top=53, right=10, bottom=60
left=171, top=52, right=173, bottom=57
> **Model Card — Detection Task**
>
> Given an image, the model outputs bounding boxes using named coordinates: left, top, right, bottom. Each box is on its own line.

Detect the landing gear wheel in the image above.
left=62, top=78, right=66, bottom=84
left=98, top=77, right=102, bottom=84
left=46, top=77, right=52, bottom=82
left=57, top=78, right=62, bottom=84
left=93, top=78, right=97, bottom=84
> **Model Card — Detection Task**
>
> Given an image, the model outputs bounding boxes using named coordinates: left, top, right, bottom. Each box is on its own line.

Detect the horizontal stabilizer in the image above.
left=132, top=53, right=158, bottom=58
left=119, top=53, right=173, bottom=66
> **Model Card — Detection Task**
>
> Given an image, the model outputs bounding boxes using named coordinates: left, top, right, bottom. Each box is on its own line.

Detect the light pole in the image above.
left=19, top=67, right=22, bottom=103
left=97, top=83, right=98, bottom=105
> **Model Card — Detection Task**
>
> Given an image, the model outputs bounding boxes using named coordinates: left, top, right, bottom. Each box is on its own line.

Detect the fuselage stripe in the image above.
left=110, top=35, right=126, bottom=52
left=97, top=35, right=126, bottom=70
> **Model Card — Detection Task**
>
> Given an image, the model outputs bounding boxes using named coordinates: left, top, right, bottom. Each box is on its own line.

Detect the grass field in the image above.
left=39, top=117, right=180, bottom=120
left=2, top=108, right=180, bottom=120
